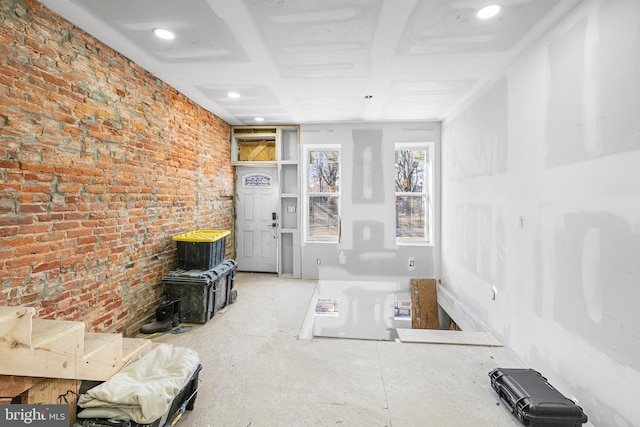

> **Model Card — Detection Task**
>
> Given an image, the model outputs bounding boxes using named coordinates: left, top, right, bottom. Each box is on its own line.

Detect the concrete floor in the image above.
left=152, top=272, right=524, bottom=427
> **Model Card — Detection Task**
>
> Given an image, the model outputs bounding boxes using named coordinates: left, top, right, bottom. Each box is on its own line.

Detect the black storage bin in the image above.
left=75, top=365, right=202, bottom=427
left=159, top=363, right=201, bottom=426
left=212, top=259, right=238, bottom=306
left=162, top=260, right=238, bottom=324
left=172, top=230, right=229, bottom=270
left=489, top=368, right=588, bottom=426
left=162, top=270, right=218, bottom=324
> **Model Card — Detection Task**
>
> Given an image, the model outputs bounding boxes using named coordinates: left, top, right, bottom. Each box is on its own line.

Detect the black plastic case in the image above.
left=162, top=259, right=238, bottom=324
left=489, top=368, right=587, bottom=426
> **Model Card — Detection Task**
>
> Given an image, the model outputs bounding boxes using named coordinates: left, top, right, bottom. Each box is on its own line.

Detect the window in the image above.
left=395, top=143, right=433, bottom=245
left=305, top=146, right=340, bottom=242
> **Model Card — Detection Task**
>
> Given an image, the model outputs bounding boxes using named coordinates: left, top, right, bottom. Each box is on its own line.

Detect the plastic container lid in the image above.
left=172, top=230, right=230, bottom=242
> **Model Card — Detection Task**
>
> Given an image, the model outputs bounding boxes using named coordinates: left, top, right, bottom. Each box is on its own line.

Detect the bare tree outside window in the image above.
left=395, top=146, right=431, bottom=243
left=308, top=149, right=340, bottom=240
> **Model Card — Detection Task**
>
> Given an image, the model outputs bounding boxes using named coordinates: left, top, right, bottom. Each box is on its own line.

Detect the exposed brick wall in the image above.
left=0, top=0, right=235, bottom=333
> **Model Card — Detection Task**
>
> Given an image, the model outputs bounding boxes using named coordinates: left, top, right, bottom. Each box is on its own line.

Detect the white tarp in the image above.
left=77, top=344, right=200, bottom=424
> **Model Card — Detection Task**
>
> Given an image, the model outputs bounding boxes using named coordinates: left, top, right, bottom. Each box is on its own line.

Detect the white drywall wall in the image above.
left=298, top=122, right=441, bottom=339
left=300, top=122, right=441, bottom=284
left=441, top=0, right=640, bottom=425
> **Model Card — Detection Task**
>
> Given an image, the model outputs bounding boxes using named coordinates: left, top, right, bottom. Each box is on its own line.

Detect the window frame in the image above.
left=394, top=142, right=434, bottom=246
left=303, top=144, right=341, bottom=243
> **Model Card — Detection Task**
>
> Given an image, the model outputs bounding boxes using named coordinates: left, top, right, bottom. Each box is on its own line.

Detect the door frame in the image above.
left=235, top=166, right=280, bottom=273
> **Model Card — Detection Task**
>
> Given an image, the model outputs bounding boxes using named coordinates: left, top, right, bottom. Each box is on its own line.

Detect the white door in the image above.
left=236, top=167, right=279, bottom=273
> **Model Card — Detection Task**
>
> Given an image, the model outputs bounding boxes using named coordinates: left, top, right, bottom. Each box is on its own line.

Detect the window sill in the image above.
left=396, top=239, right=432, bottom=247
left=305, top=238, right=339, bottom=244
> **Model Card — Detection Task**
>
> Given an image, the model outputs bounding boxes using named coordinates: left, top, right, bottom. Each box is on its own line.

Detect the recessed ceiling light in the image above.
left=255, top=117, right=265, bottom=122
left=477, top=4, right=502, bottom=19
left=152, top=28, right=175, bottom=40
left=227, top=92, right=240, bottom=98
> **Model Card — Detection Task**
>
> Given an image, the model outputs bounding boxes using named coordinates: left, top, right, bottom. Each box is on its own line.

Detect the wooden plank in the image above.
left=31, top=318, right=84, bottom=348
left=239, top=140, right=276, bottom=161
left=1, top=319, right=83, bottom=379
left=77, top=333, right=123, bottom=380
left=234, top=131, right=277, bottom=139
left=19, top=377, right=78, bottom=404
left=0, top=305, right=140, bottom=382
left=410, top=278, right=439, bottom=329
left=0, top=376, right=46, bottom=400
left=122, top=337, right=153, bottom=365
left=0, top=306, right=35, bottom=351
left=397, top=328, right=503, bottom=347
left=247, top=142, right=267, bottom=160
left=83, top=332, right=121, bottom=359
left=18, top=377, right=80, bottom=424
left=0, top=306, right=35, bottom=322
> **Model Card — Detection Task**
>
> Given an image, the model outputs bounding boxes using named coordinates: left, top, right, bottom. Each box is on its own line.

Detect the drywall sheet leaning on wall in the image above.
left=396, top=329, right=502, bottom=347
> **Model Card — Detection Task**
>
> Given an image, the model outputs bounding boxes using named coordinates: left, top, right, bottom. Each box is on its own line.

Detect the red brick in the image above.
left=50, top=204, right=77, bottom=213
left=60, top=254, right=85, bottom=268
left=3, top=0, right=234, bottom=332
left=66, top=228, right=92, bottom=238
left=32, top=261, right=59, bottom=273
left=41, top=71, right=70, bottom=89
left=35, top=213, right=63, bottom=222
left=18, top=204, right=46, bottom=213
left=51, top=221, right=79, bottom=231
left=19, top=192, right=52, bottom=203
left=19, top=163, right=56, bottom=174
left=0, top=215, right=34, bottom=227
left=0, top=159, right=20, bottom=169
left=5, top=254, right=43, bottom=269
left=49, top=239, right=75, bottom=252
left=16, top=226, right=49, bottom=238
left=14, top=241, right=51, bottom=256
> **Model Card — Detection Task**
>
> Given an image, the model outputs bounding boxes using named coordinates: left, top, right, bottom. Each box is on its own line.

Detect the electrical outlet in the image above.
left=287, top=205, right=296, bottom=213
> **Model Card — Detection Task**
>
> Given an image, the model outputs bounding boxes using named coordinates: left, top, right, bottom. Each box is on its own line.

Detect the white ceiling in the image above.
left=38, top=0, right=580, bottom=126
